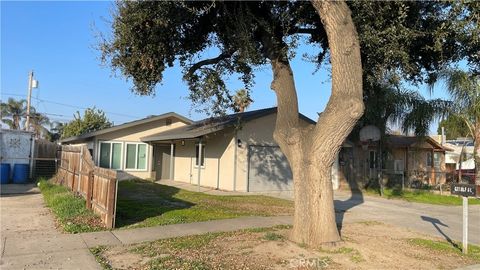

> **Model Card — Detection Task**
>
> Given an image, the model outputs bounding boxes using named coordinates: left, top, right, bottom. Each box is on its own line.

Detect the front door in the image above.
left=154, top=145, right=172, bottom=180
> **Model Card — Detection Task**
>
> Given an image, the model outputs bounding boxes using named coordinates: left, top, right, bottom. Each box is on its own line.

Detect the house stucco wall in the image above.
left=236, top=113, right=278, bottom=192
left=63, top=117, right=189, bottom=180
left=236, top=113, right=314, bottom=192
left=173, top=128, right=235, bottom=190
left=173, top=112, right=313, bottom=192
left=95, top=119, right=187, bottom=142
left=95, top=118, right=188, bottom=180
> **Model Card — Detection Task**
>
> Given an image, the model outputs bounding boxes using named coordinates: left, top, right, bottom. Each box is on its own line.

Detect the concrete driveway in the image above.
left=333, top=191, right=480, bottom=245
left=0, top=184, right=101, bottom=270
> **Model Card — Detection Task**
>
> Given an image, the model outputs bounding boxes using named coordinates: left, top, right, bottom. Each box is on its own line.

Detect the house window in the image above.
left=433, top=152, right=441, bottom=169
left=125, top=143, right=147, bottom=170
left=195, top=144, right=205, bottom=167
left=369, top=150, right=376, bottom=169
left=426, top=152, right=433, bottom=167
left=99, top=142, right=122, bottom=169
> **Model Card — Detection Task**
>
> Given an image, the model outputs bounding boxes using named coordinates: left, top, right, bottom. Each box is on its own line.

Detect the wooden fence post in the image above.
left=71, top=168, right=76, bottom=191
left=86, top=170, right=94, bottom=209
left=105, top=178, right=116, bottom=229
left=78, top=147, right=83, bottom=193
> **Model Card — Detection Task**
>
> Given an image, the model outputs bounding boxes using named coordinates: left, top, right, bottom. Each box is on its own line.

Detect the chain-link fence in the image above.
left=371, top=169, right=475, bottom=191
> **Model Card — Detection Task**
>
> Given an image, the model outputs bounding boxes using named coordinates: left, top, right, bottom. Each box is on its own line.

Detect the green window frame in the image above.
left=125, top=143, right=148, bottom=170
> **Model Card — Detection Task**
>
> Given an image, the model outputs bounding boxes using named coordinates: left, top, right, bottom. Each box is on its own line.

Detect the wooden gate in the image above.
left=33, top=139, right=60, bottom=179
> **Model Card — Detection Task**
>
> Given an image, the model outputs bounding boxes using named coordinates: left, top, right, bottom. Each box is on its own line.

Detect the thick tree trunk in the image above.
left=269, top=1, right=364, bottom=247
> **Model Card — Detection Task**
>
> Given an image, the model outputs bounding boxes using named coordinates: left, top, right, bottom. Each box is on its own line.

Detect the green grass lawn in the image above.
left=38, top=180, right=105, bottom=233
left=115, top=179, right=293, bottom=229
left=365, top=187, right=480, bottom=206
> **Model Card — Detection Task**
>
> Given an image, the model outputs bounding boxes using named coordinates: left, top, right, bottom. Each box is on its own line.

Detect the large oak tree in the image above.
left=101, top=1, right=465, bottom=246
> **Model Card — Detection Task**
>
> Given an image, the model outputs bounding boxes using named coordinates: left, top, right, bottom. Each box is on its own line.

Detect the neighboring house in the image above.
left=454, top=158, right=476, bottom=183
left=59, top=113, right=193, bottom=180
left=431, top=137, right=475, bottom=183
left=140, top=107, right=316, bottom=192
left=336, top=135, right=451, bottom=189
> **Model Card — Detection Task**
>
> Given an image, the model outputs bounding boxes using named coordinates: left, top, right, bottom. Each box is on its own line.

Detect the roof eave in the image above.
left=60, top=112, right=192, bottom=143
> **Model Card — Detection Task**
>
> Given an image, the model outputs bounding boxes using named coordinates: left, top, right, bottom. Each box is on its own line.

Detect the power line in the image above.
left=1, top=92, right=141, bottom=119
left=1, top=93, right=26, bottom=98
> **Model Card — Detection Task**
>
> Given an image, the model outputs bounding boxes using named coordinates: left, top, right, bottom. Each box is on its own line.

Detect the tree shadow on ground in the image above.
left=334, top=177, right=364, bottom=236
left=247, top=145, right=293, bottom=192
left=420, top=215, right=461, bottom=251
left=115, top=179, right=195, bottom=228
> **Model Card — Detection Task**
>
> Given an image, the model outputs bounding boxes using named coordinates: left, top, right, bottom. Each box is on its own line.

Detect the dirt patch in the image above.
left=94, top=222, right=479, bottom=269
left=101, top=246, right=152, bottom=269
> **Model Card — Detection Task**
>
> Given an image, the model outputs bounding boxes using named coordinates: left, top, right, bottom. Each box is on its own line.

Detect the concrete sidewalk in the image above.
left=0, top=184, right=101, bottom=270
left=80, top=216, right=292, bottom=247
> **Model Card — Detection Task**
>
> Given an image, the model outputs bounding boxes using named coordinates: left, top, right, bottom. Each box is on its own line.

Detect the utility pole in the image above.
left=25, top=70, right=38, bottom=131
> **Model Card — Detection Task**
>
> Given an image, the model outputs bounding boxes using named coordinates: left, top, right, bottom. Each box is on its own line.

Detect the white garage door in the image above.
left=248, top=145, right=293, bottom=192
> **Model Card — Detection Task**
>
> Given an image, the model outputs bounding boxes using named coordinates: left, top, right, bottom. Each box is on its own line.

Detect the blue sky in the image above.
left=2, top=1, right=448, bottom=134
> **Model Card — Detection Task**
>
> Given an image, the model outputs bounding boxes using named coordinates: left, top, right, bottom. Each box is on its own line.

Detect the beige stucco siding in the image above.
left=173, top=129, right=236, bottom=190
left=172, top=112, right=311, bottom=192
left=236, top=114, right=279, bottom=191
left=91, top=118, right=187, bottom=180
left=235, top=113, right=314, bottom=192
left=95, top=119, right=186, bottom=142
left=173, top=140, right=194, bottom=184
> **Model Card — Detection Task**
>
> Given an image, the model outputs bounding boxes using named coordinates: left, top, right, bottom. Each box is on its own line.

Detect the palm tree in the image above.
left=49, top=121, right=66, bottom=142
left=27, top=111, right=51, bottom=139
left=360, top=80, right=449, bottom=136
left=436, top=69, right=479, bottom=184
left=0, top=98, right=27, bottom=130
left=233, top=89, right=253, bottom=113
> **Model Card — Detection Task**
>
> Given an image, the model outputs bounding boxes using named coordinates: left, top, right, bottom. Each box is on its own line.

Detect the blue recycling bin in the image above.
left=1, top=163, right=10, bottom=184
left=12, top=164, right=29, bottom=184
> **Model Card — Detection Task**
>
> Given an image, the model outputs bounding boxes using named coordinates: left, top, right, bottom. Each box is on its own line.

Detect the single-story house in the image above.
left=60, top=112, right=193, bottom=180
left=336, top=135, right=452, bottom=189
left=138, top=107, right=316, bottom=192
left=61, top=107, right=331, bottom=192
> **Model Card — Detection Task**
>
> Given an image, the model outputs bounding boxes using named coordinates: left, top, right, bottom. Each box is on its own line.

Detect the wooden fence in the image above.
left=54, top=145, right=118, bottom=229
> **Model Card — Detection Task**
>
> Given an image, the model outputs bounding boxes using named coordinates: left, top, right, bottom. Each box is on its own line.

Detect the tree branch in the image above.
left=186, top=51, right=234, bottom=77
left=459, top=115, right=475, bottom=140
left=310, top=0, right=364, bottom=163
left=258, top=28, right=302, bottom=149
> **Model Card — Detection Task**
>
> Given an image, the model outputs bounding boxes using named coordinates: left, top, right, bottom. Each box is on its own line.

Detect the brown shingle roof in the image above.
left=387, top=135, right=452, bottom=151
